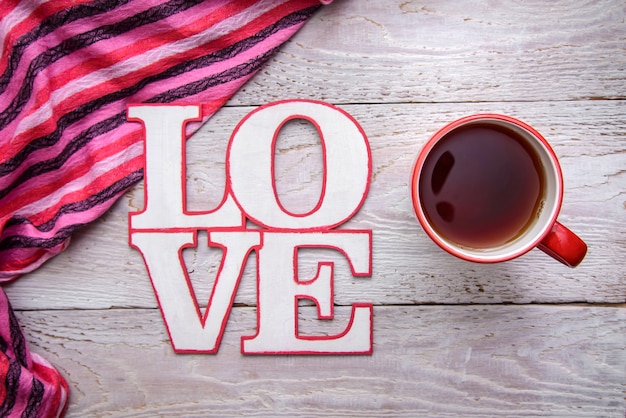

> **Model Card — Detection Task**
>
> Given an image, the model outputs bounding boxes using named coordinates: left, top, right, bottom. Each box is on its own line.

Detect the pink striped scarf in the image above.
left=0, top=289, right=68, bottom=418
left=0, top=0, right=324, bottom=281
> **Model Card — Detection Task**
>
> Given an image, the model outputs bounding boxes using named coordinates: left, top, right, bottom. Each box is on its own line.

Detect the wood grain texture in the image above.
left=228, top=0, right=626, bottom=105
left=16, top=305, right=626, bottom=417
left=2, top=0, right=625, bottom=416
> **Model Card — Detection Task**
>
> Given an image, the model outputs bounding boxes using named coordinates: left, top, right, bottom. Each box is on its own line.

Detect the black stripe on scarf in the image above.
left=0, top=0, right=133, bottom=92
left=0, top=361, right=22, bottom=416
left=7, top=298, right=28, bottom=367
left=0, top=168, right=143, bottom=249
left=0, top=0, right=205, bottom=130
left=20, top=378, right=45, bottom=418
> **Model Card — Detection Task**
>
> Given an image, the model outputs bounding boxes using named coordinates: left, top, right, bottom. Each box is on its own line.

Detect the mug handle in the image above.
left=537, top=221, right=587, bottom=267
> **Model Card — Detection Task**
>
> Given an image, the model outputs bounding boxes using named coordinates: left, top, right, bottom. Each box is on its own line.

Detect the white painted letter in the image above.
left=128, top=105, right=243, bottom=230
left=242, top=231, right=373, bottom=354
left=131, top=230, right=260, bottom=353
left=227, top=100, right=371, bottom=230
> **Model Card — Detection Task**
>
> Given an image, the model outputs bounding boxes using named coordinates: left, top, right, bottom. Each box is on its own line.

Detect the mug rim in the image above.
left=410, top=114, right=564, bottom=263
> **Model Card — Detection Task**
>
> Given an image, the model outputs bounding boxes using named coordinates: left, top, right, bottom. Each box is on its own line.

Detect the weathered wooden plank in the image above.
left=5, top=100, right=625, bottom=310
left=229, top=0, right=626, bottom=105
left=16, top=305, right=626, bottom=417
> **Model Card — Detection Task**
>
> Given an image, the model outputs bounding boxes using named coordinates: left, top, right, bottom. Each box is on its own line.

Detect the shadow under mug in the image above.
left=410, top=114, right=587, bottom=267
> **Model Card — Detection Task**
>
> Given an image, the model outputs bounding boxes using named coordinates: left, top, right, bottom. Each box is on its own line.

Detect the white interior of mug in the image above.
left=412, top=115, right=563, bottom=263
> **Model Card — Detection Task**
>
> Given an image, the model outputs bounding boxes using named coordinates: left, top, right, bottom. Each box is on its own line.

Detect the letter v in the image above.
left=131, top=230, right=261, bottom=353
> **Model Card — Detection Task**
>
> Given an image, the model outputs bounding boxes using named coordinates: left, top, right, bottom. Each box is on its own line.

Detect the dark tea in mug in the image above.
left=418, top=123, right=544, bottom=249
left=412, top=114, right=586, bottom=267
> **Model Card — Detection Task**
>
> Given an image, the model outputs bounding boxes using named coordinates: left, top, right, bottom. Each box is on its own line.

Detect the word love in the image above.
left=127, top=100, right=373, bottom=355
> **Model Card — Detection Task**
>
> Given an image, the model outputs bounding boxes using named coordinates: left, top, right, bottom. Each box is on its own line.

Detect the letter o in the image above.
left=226, top=100, right=371, bottom=230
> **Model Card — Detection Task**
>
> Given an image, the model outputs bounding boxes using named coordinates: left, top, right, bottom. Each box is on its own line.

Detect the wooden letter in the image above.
left=242, top=231, right=373, bottom=354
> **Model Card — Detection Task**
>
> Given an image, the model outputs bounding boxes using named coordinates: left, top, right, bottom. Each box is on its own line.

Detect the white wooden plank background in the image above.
left=4, top=0, right=626, bottom=416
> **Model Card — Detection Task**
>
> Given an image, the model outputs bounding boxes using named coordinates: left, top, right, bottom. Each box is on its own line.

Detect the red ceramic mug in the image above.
left=410, top=114, right=587, bottom=267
